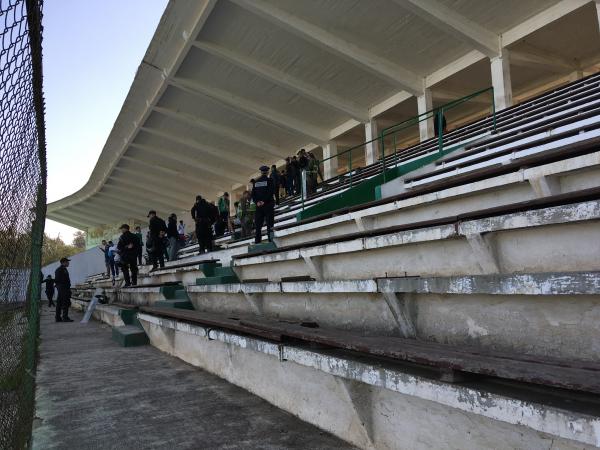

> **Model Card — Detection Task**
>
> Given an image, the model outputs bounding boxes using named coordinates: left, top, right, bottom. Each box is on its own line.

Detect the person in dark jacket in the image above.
left=41, top=274, right=55, bottom=307
left=167, top=214, right=179, bottom=261
left=291, top=156, right=301, bottom=194
left=251, top=165, right=276, bottom=243
left=191, top=196, right=213, bottom=254
left=134, top=226, right=144, bottom=265
left=148, top=210, right=167, bottom=269
left=270, top=165, right=280, bottom=205
left=54, top=257, right=73, bottom=322
left=434, top=111, right=447, bottom=137
left=117, top=224, right=140, bottom=286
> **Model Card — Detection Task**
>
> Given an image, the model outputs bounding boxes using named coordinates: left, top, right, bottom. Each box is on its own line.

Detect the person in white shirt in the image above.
left=177, top=220, right=186, bottom=237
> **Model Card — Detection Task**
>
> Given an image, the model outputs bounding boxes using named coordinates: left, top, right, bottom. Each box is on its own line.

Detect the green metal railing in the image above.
left=299, top=86, right=496, bottom=208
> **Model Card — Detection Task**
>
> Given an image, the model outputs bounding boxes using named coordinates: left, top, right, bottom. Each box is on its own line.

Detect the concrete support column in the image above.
left=490, top=48, right=513, bottom=111
left=417, top=89, right=434, bottom=142
left=322, top=142, right=338, bottom=180
left=364, top=119, right=379, bottom=166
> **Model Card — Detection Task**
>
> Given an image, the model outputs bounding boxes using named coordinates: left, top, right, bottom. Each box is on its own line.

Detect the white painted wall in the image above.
left=42, top=246, right=106, bottom=291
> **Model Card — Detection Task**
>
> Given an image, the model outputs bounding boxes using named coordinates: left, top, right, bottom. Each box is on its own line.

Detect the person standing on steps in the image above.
left=148, top=210, right=167, bottom=270
left=134, top=226, right=144, bottom=265
left=251, top=165, right=276, bottom=244
left=117, top=224, right=140, bottom=287
left=42, top=274, right=55, bottom=307
left=54, top=257, right=73, bottom=322
left=191, top=195, right=213, bottom=254
left=167, top=213, right=179, bottom=262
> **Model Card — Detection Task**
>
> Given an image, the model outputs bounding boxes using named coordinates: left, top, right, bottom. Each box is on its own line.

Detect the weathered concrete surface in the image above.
left=32, top=306, right=355, bottom=450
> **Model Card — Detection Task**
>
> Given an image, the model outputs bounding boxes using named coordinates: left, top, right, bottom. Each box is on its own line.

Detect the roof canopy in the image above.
left=47, top=0, right=600, bottom=228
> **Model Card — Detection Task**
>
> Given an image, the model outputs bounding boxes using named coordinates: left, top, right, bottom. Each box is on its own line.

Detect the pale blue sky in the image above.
left=43, top=0, right=168, bottom=241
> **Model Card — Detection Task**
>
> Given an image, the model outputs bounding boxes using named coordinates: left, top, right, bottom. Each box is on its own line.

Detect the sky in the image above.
left=43, top=0, right=168, bottom=243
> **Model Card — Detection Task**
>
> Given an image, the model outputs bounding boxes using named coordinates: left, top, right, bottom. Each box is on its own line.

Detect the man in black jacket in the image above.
left=42, top=274, right=55, bottom=307
left=54, top=258, right=73, bottom=322
left=167, top=214, right=179, bottom=261
left=191, top=196, right=213, bottom=254
left=148, top=210, right=167, bottom=269
left=251, top=165, right=276, bottom=244
left=117, top=224, right=140, bottom=286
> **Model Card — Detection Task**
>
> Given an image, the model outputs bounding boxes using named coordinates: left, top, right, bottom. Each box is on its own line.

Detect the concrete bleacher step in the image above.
left=156, top=285, right=194, bottom=309
left=112, top=325, right=149, bottom=347
left=198, top=261, right=222, bottom=277
left=196, top=266, right=239, bottom=285
left=248, top=242, right=277, bottom=253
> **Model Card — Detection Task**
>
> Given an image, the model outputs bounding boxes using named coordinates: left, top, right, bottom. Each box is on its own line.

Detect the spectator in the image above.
left=279, top=170, right=287, bottom=200
left=291, top=156, right=301, bottom=194
left=217, top=192, right=231, bottom=236
left=434, top=111, right=447, bottom=137
left=239, top=190, right=255, bottom=238
left=177, top=220, right=186, bottom=239
left=41, top=274, right=55, bottom=307
left=307, top=152, right=320, bottom=195
left=99, top=239, right=110, bottom=277
left=251, top=165, right=275, bottom=243
left=270, top=165, right=280, bottom=205
left=54, top=257, right=73, bottom=322
left=134, top=226, right=143, bottom=265
left=167, top=213, right=179, bottom=262
left=107, top=240, right=119, bottom=284
left=147, top=210, right=167, bottom=269
left=191, top=195, right=213, bottom=254
left=285, top=157, right=295, bottom=196
left=117, top=224, right=140, bottom=287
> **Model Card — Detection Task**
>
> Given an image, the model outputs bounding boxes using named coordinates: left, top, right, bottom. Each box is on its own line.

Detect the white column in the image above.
left=322, top=141, right=338, bottom=180
left=364, top=119, right=379, bottom=165
left=417, top=89, right=434, bottom=141
left=490, top=48, right=513, bottom=111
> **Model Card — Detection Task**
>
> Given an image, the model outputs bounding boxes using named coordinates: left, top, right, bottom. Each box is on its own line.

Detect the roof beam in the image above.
left=395, top=0, right=499, bottom=58
left=46, top=213, right=89, bottom=230
left=230, top=0, right=422, bottom=95
left=75, top=197, right=149, bottom=222
left=168, top=77, right=329, bottom=143
left=510, top=44, right=576, bottom=73
left=129, top=142, right=252, bottom=177
left=101, top=182, right=191, bottom=210
left=192, top=40, right=370, bottom=122
left=119, top=154, right=238, bottom=187
left=152, top=105, right=283, bottom=159
left=51, top=206, right=123, bottom=227
left=111, top=166, right=218, bottom=198
left=501, top=0, right=590, bottom=47
left=139, top=125, right=264, bottom=170
left=98, top=185, right=189, bottom=213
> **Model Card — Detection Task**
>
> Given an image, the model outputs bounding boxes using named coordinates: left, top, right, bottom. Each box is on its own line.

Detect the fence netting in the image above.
left=0, top=0, right=46, bottom=448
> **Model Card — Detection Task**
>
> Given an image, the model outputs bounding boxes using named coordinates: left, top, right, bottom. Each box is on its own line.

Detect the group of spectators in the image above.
left=263, top=148, right=324, bottom=203
left=97, top=157, right=318, bottom=285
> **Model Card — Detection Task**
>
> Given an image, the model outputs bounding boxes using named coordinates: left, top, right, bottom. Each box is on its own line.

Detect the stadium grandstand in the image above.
left=32, top=0, right=600, bottom=448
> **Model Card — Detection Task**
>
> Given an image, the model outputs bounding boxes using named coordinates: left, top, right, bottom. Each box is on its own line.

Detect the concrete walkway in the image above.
left=32, top=306, right=355, bottom=449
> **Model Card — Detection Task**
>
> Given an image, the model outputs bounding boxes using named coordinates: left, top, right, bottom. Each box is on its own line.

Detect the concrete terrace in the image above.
left=32, top=306, right=355, bottom=450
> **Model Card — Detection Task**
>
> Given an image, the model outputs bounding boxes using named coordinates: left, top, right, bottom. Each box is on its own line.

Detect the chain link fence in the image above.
left=0, top=0, right=47, bottom=448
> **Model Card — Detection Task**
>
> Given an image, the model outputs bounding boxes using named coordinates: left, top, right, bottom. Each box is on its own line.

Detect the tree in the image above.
left=72, top=231, right=86, bottom=249
left=42, top=234, right=80, bottom=267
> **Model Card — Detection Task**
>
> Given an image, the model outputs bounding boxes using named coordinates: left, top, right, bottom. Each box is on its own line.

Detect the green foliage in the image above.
left=42, top=234, right=80, bottom=267
left=72, top=231, right=86, bottom=249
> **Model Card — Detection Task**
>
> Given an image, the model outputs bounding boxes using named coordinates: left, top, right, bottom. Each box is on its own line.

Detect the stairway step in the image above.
left=198, top=262, right=222, bottom=277
left=153, top=299, right=194, bottom=310
left=173, top=289, right=190, bottom=300
left=248, top=242, right=277, bottom=253
left=213, top=266, right=236, bottom=277
left=195, top=275, right=239, bottom=286
left=117, top=309, right=142, bottom=328
left=112, top=325, right=148, bottom=347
